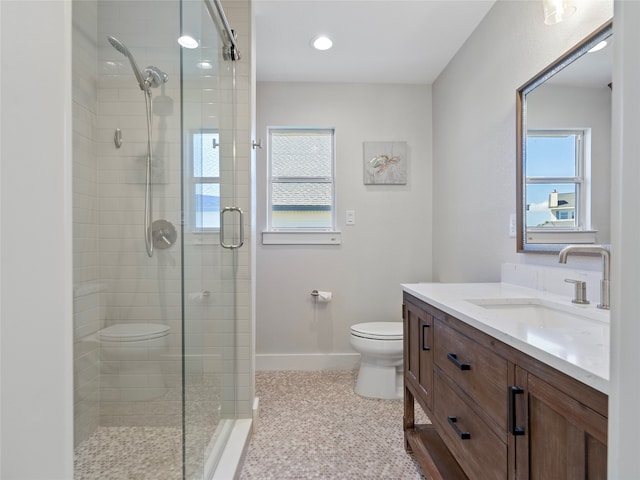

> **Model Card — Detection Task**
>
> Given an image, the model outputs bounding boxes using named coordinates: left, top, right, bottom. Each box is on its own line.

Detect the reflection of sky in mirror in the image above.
left=525, top=135, right=577, bottom=227
left=526, top=135, right=576, bottom=176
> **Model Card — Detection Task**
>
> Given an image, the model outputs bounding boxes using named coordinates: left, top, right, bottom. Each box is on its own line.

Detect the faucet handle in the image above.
left=565, top=279, right=590, bottom=305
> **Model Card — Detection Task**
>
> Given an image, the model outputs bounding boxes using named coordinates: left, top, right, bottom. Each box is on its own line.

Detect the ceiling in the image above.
left=253, top=0, right=497, bottom=85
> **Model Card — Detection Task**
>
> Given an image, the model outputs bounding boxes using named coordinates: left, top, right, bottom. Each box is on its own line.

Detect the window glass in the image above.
left=192, top=131, right=220, bottom=230
left=526, top=183, right=577, bottom=227
left=268, top=128, right=335, bottom=230
left=271, top=132, right=333, bottom=177
left=526, top=134, right=578, bottom=177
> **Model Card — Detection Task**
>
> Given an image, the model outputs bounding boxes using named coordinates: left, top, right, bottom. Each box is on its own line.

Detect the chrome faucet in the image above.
left=558, top=245, right=610, bottom=310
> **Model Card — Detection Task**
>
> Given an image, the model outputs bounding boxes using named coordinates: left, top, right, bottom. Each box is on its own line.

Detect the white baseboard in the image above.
left=256, top=353, right=360, bottom=371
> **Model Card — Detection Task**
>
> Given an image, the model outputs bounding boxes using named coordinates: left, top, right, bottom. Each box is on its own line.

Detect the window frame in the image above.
left=263, top=127, right=340, bottom=244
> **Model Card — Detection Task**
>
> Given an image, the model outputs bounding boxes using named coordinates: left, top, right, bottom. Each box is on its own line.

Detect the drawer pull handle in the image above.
left=509, top=386, right=525, bottom=436
left=422, top=323, right=430, bottom=351
left=447, top=353, right=471, bottom=370
left=447, top=416, right=471, bottom=440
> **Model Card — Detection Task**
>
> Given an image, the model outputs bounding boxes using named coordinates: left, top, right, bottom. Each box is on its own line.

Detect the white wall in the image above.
left=255, top=82, right=432, bottom=368
left=432, top=0, right=612, bottom=281
left=0, top=1, right=74, bottom=478
left=609, top=2, right=640, bottom=477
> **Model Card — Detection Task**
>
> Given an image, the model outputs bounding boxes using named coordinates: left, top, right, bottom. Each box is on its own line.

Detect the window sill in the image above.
left=525, top=229, right=597, bottom=244
left=262, top=231, right=342, bottom=245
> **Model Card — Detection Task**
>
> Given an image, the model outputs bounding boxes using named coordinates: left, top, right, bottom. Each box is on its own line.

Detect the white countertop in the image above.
left=402, top=282, right=609, bottom=394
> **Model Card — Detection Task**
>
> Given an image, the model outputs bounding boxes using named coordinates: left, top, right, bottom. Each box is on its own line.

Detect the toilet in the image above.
left=350, top=322, right=403, bottom=399
left=99, top=323, right=170, bottom=401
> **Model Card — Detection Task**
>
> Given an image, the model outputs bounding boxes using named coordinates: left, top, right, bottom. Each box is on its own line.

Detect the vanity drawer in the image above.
left=434, top=319, right=508, bottom=430
left=434, top=368, right=507, bottom=480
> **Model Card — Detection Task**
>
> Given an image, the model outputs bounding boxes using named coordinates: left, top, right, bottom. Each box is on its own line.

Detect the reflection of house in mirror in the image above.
left=545, top=189, right=575, bottom=226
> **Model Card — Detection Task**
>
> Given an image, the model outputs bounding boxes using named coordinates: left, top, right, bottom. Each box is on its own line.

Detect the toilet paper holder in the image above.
left=310, top=290, right=332, bottom=302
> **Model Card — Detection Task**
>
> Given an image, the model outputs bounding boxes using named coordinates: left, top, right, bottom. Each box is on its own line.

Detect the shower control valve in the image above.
left=151, top=219, right=177, bottom=250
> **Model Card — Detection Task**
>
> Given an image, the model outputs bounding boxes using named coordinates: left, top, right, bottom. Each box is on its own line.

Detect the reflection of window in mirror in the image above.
left=525, top=129, right=596, bottom=244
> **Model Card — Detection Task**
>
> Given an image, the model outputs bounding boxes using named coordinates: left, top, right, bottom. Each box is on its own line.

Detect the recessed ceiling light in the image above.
left=588, top=40, right=608, bottom=53
left=178, top=35, right=199, bottom=49
left=312, top=36, right=333, bottom=51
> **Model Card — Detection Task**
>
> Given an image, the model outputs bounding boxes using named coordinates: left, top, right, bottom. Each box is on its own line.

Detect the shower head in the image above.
left=107, top=35, right=148, bottom=90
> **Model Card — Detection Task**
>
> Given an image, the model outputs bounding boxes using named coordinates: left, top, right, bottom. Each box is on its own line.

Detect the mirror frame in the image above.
left=516, top=21, right=613, bottom=253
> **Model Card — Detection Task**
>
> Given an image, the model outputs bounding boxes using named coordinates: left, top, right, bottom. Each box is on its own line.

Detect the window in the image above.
left=525, top=129, right=591, bottom=236
left=265, top=128, right=338, bottom=243
left=191, top=130, right=220, bottom=230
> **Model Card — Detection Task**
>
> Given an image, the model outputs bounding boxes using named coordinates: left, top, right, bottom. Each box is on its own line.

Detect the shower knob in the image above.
left=151, top=219, right=177, bottom=249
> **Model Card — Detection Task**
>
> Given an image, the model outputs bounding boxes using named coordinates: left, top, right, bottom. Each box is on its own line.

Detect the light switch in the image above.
left=509, top=213, right=517, bottom=237
left=346, top=210, right=356, bottom=225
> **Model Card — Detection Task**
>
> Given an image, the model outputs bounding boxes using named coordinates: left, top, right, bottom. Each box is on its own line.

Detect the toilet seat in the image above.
left=99, top=323, right=170, bottom=342
left=350, top=322, right=402, bottom=340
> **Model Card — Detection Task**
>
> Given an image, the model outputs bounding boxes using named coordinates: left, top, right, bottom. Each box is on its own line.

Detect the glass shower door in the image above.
left=181, top=1, right=246, bottom=477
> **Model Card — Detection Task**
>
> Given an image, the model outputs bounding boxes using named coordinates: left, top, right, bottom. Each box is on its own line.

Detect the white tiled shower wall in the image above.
left=73, top=0, right=252, bottom=445
left=96, top=0, right=183, bottom=428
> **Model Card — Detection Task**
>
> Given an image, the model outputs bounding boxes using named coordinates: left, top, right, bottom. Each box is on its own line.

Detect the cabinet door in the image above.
left=514, top=367, right=607, bottom=480
left=404, top=300, right=434, bottom=410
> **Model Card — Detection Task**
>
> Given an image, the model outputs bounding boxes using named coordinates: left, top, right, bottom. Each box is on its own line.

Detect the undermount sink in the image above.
left=465, top=298, right=607, bottom=330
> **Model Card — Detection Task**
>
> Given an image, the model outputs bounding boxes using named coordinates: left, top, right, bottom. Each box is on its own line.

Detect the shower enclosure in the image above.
left=72, top=0, right=252, bottom=478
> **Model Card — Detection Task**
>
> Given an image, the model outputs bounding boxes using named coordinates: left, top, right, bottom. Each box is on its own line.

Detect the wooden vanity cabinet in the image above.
left=403, top=292, right=608, bottom=480
left=403, top=298, right=436, bottom=411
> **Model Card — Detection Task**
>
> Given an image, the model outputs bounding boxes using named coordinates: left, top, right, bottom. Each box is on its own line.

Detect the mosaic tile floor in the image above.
left=74, top=426, right=183, bottom=480
left=74, top=374, right=222, bottom=480
left=73, top=424, right=220, bottom=480
left=240, top=370, right=428, bottom=479
left=75, top=371, right=429, bottom=479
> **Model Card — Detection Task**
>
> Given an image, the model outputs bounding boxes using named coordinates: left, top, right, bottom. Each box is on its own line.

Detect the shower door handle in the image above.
left=220, top=207, right=244, bottom=249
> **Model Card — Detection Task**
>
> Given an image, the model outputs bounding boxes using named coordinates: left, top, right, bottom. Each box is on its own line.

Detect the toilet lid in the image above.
left=350, top=322, right=403, bottom=340
left=99, top=323, right=170, bottom=342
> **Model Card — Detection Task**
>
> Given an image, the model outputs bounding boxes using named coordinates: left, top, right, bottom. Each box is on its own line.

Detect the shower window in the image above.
left=266, top=127, right=336, bottom=232
left=192, top=130, right=221, bottom=230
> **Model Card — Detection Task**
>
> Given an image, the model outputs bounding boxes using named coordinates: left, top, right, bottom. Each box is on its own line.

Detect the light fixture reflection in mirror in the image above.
left=542, top=0, right=577, bottom=25
left=516, top=21, right=612, bottom=253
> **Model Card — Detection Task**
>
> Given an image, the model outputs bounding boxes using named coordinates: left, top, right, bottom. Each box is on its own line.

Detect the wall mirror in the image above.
left=516, top=21, right=613, bottom=253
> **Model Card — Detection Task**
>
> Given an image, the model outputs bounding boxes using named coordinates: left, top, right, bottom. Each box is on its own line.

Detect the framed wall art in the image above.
left=363, top=141, right=407, bottom=185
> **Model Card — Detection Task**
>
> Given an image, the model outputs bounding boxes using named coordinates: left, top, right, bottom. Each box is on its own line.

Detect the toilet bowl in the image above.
left=350, top=322, right=403, bottom=399
left=99, top=323, right=170, bottom=402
